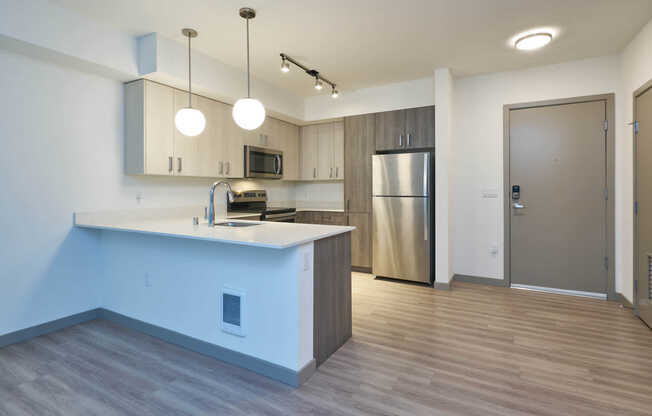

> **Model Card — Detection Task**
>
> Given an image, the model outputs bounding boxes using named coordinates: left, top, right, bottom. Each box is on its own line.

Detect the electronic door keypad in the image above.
left=512, top=185, right=521, bottom=200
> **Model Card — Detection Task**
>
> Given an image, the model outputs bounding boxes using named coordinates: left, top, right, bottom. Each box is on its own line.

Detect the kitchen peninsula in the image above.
left=74, top=207, right=354, bottom=387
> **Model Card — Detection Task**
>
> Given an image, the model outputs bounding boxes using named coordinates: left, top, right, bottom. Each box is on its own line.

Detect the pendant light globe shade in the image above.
left=175, top=107, right=206, bottom=137
left=232, top=98, right=266, bottom=130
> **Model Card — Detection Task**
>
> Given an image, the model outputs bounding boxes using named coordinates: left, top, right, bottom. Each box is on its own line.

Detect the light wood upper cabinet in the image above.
left=279, top=121, right=300, bottom=181
left=300, top=125, right=319, bottom=180
left=173, top=90, right=217, bottom=177
left=332, top=121, right=344, bottom=180
left=214, top=100, right=244, bottom=178
left=125, top=80, right=174, bottom=175
left=299, top=121, right=344, bottom=181
left=375, top=106, right=435, bottom=151
left=125, top=79, right=299, bottom=180
left=317, top=123, right=334, bottom=179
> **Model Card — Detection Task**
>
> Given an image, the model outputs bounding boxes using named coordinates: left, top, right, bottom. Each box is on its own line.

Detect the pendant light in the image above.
left=232, top=7, right=266, bottom=131
left=175, top=28, right=206, bottom=137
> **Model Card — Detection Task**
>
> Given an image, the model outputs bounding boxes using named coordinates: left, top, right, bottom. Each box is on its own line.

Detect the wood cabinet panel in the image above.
left=348, top=212, right=371, bottom=269
left=300, top=125, right=318, bottom=180
left=280, top=121, right=300, bottom=180
left=375, top=109, right=405, bottom=151
left=143, top=81, right=174, bottom=175
left=344, top=114, right=375, bottom=213
left=317, top=123, right=334, bottom=179
left=405, top=106, right=435, bottom=149
left=313, top=232, right=352, bottom=366
left=332, top=122, right=344, bottom=180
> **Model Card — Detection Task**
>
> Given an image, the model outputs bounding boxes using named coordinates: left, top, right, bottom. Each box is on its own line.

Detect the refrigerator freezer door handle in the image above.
left=423, top=153, right=429, bottom=196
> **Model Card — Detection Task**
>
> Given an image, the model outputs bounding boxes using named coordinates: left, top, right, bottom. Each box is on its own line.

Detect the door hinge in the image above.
left=604, top=256, right=609, bottom=270
left=604, top=188, right=608, bottom=200
left=603, top=120, right=608, bottom=131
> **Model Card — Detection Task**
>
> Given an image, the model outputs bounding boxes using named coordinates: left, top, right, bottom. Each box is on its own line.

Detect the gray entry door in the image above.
left=509, top=100, right=607, bottom=294
left=636, top=87, right=652, bottom=326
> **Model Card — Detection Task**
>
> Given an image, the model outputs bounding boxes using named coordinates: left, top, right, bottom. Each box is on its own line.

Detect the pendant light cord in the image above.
left=188, top=34, right=192, bottom=108
left=246, top=17, right=251, bottom=98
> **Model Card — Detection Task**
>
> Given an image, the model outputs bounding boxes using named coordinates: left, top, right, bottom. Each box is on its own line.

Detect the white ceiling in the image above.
left=51, top=0, right=652, bottom=97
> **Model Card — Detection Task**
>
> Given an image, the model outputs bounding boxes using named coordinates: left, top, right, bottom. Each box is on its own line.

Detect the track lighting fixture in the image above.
left=279, top=53, right=339, bottom=98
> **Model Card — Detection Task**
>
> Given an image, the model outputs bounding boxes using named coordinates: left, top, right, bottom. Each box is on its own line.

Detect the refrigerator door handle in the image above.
left=424, top=198, right=428, bottom=241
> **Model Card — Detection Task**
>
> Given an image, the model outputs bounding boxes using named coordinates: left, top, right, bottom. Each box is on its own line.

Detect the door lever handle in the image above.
left=512, top=202, right=526, bottom=209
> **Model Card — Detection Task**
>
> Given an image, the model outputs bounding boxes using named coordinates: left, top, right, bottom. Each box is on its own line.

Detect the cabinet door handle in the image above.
left=313, top=167, right=317, bottom=178
left=346, top=199, right=350, bottom=212
left=336, top=166, right=339, bottom=178
left=226, top=161, right=230, bottom=175
left=168, top=156, right=173, bottom=173
left=330, top=167, right=333, bottom=178
left=399, top=134, right=403, bottom=147
left=177, top=157, right=182, bottom=173
left=407, top=133, right=411, bottom=147
left=219, top=161, right=224, bottom=175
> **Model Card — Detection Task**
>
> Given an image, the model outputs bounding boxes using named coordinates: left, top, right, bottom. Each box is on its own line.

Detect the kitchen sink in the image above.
left=213, top=221, right=261, bottom=228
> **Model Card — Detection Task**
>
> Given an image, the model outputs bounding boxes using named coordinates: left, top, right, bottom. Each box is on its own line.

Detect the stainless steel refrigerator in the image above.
left=372, top=152, right=434, bottom=283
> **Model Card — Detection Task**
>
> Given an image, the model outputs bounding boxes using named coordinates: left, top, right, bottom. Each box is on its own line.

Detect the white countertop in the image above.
left=74, top=208, right=354, bottom=249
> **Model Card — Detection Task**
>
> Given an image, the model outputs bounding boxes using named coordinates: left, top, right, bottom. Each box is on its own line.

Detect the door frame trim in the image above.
left=503, top=94, right=616, bottom=299
left=633, top=79, right=652, bottom=315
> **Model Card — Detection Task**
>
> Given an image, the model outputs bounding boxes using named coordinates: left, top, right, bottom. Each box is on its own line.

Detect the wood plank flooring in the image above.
left=2, top=273, right=652, bottom=415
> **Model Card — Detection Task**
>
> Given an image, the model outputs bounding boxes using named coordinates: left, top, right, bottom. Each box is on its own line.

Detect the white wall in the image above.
left=452, top=55, right=622, bottom=284
left=304, top=77, right=434, bottom=121
left=619, top=18, right=652, bottom=302
left=0, top=49, right=299, bottom=335
left=434, top=68, right=454, bottom=284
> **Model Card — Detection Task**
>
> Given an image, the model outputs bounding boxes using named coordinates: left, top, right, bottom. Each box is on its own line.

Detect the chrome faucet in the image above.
left=208, top=181, right=235, bottom=226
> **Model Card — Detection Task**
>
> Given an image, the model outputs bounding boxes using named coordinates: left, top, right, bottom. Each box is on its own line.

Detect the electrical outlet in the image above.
left=303, top=251, right=311, bottom=271
left=144, top=272, right=152, bottom=287
left=136, top=192, right=144, bottom=204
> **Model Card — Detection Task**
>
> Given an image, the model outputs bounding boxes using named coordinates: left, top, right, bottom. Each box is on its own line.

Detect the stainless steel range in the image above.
left=227, top=190, right=296, bottom=222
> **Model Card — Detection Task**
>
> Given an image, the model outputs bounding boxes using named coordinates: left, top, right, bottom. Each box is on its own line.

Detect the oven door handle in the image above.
left=262, top=213, right=296, bottom=222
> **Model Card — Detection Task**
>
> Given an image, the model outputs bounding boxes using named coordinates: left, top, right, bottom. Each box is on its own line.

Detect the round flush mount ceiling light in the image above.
left=514, top=32, right=553, bottom=50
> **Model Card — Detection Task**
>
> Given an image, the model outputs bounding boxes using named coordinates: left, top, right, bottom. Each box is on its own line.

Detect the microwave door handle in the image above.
left=275, top=155, right=281, bottom=175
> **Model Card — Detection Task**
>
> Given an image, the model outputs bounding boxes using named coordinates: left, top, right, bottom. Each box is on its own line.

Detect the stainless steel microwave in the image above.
left=244, top=146, right=283, bottom=179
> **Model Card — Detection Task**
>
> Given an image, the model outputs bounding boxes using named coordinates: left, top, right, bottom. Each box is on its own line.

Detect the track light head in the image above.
left=331, top=88, right=339, bottom=98
left=281, top=58, right=290, bottom=73
left=314, top=76, right=323, bottom=90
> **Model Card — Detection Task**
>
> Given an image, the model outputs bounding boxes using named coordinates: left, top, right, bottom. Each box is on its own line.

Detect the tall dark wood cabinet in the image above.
left=375, top=105, right=435, bottom=151
left=344, top=114, right=375, bottom=271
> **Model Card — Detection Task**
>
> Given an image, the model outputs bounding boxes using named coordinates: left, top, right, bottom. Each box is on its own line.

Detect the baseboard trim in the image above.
left=352, top=266, right=372, bottom=273
left=0, top=309, right=100, bottom=349
left=453, top=274, right=507, bottom=287
left=0, top=308, right=314, bottom=387
left=433, top=282, right=450, bottom=290
left=97, top=309, right=310, bottom=387
left=615, top=292, right=634, bottom=309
